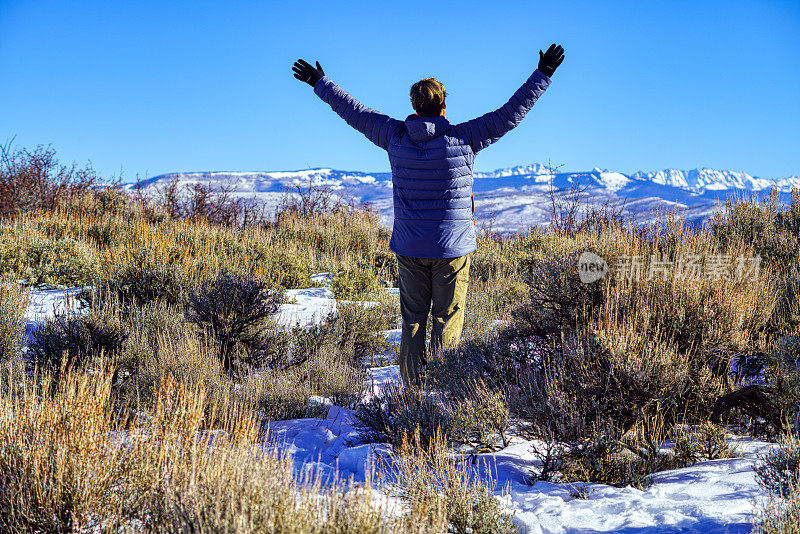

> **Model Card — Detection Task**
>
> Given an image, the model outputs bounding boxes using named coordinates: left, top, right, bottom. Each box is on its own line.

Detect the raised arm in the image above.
left=455, top=44, right=564, bottom=153
left=292, top=59, right=402, bottom=151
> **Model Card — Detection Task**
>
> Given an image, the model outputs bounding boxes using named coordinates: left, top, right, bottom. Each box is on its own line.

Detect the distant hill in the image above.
left=131, top=165, right=799, bottom=233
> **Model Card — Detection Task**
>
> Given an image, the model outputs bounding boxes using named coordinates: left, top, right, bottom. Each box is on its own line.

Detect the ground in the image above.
left=24, top=280, right=775, bottom=534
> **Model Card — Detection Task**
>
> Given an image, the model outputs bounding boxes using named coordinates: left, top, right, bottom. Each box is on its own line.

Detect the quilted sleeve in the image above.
left=313, top=76, right=403, bottom=151
left=454, top=69, right=551, bottom=153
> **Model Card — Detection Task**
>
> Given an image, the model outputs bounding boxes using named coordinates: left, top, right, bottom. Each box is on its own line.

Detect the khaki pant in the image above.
left=397, top=253, right=470, bottom=388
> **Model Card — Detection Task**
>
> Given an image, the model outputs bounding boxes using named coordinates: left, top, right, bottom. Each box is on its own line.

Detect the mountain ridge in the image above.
left=131, top=165, right=798, bottom=233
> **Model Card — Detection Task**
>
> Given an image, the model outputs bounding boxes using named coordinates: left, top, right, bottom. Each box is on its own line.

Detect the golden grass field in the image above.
left=1, top=146, right=800, bottom=532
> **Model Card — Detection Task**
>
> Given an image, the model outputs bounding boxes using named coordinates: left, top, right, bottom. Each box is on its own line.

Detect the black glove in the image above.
left=538, top=44, right=565, bottom=78
left=292, top=59, right=325, bottom=87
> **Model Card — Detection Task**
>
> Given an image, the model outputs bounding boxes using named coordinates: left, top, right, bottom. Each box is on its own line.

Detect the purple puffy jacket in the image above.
left=313, top=69, right=551, bottom=258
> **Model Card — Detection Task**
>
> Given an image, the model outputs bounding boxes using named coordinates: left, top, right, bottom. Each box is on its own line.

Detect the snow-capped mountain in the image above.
left=631, top=168, right=800, bottom=194
left=132, top=165, right=797, bottom=233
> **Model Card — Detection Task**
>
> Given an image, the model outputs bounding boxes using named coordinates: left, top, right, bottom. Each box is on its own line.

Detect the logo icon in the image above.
left=578, top=251, right=608, bottom=283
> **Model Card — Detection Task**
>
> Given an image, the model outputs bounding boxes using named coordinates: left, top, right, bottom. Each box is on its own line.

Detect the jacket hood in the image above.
left=404, top=114, right=451, bottom=142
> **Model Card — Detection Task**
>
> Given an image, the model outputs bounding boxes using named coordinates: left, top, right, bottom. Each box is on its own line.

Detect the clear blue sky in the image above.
left=1, top=0, right=798, bottom=181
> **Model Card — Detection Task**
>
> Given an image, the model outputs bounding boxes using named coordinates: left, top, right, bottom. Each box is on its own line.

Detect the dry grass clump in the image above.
left=763, top=333, right=800, bottom=431
left=388, top=428, right=516, bottom=534
left=0, top=232, right=99, bottom=286
left=754, top=434, right=800, bottom=533
left=356, top=379, right=510, bottom=453
left=327, top=300, right=397, bottom=365
left=331, top=265, right=383, bottom=300
left=28, top=294, right=127, bottom=377
left=754, top=490, right=800, bottom=534
left=0, top=361, right=517, bottom=533
left=0, top=364, right=459, bottom=533
left=459, top=277, right=527, bottom=341
left=269, top=183, right=390, bottom=261
left=0, top=365, right=140, bottom=532
left=756, top=434, right=800, bottom=498
left=123, top=303, right=372, bottom=423
left=710, top=189, right=800, bottom=335
left=0, top=284, right=28, bottom=363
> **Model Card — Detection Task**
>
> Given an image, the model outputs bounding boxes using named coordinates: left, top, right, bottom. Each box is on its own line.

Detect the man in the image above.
left=292, top=44, right=565, bottom=388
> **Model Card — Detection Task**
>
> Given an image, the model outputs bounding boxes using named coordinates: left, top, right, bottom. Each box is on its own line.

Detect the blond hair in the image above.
left=410, top=78, right=446, bottom=117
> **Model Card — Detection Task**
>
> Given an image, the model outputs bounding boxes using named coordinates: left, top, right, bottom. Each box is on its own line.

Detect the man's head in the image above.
left=410, top=78, right=447, bottom=117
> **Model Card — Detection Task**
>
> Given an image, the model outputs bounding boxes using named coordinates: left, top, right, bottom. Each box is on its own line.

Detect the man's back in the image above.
left=388, top=114, right=476, bottom=259
left=311, top=68, right=551, bottom=258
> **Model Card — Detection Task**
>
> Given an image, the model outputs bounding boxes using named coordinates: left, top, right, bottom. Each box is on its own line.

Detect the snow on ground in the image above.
left=484, top=437, right=775, bottom=534
left=22, top=285, right=83, bottom=341
left=22, top=279, right=776, bottom=533
left=267, top=402, right=392, bottom=483
left=277, top=286, right=337, bottom=328
left=276, top=272, right=400, bottom=330
left=268, top=362, right=775, bottom=533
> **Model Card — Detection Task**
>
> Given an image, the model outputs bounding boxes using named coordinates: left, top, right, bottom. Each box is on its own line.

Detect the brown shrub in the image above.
left=186, top=269, right=283, bottom=375
left=0, top=144, right=99, bottom=218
